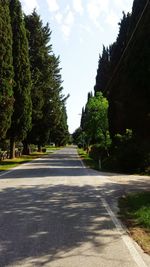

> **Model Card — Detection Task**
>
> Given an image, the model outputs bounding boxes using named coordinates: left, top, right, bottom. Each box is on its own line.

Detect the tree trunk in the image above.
left=22, top=140, right=31, bottom=155
left=10, top=138, right=15, bottom=159
left=37, top=144, right=42, bottom=152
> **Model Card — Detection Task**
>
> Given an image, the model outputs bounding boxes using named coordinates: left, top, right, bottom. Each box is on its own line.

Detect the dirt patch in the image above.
left=127, top=225, right=150, bottom=255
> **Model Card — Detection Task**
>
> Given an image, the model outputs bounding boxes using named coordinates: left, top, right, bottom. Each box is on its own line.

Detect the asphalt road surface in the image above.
left=0, top=147, right=149, bottom=267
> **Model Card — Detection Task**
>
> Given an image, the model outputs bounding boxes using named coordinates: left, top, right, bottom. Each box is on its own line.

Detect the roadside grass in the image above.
left=119, top=192, right=150, bottom=254
left=45, top=145, right=61, bottom=151
left=77, top=148, right=99, bottom=170
left=0, top=149, right=58, bottom=172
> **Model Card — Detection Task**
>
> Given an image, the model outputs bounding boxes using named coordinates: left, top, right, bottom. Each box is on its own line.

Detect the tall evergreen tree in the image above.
left=8, top=0, right=32, bottom=158
left=0, top=1, right=14, bottom=139
left=108, top=0, right=150, bottom=138
left=94, top=46, right=110, bottom=96
left=123, top=0, right=150, bottom=138
left=24, top=11, right=69, bottom=151
left=24, top=11, right=53, bottom=152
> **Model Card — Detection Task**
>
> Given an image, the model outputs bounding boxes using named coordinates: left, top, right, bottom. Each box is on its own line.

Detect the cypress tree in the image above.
left=94, top=46, right=110, bottom=96
left=107, top=0, right=150, bottom=138
left=9, top=0, right=32, bottom=158
left=0, top=1, right=14, bottom=139
left=24, top=11, right=52, bottom=152
left=24, top=11, right=69, bottom=151
left=123, top=0, right=150, bottom=138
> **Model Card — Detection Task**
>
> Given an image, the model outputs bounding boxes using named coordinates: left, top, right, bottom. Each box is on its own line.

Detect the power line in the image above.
left=104, top=0, right=150, bottom=94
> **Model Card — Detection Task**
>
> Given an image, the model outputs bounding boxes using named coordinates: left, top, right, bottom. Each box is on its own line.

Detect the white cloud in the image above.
left=46, top=0, right=59, bottom=12
left=79, top=36, right=84, bottom=44
left=73, top=0, right=83, bottom=15
left=65, top=10, right=74, bottom=25
left=21, top=0, right=39, bottom=14
left=61, top=10, right=75, bottom=39
left=113, top=0, right=132, bottom=13
left=80, top=24, right=92, bottom=34
left=87, top=0, right=109, bottom=29
left=106, top=10, right=119, bottom=29
left=52, top=3, right=75, bottom=40
left=55, top=12, right=63, bottom=24
left=62, top=24, right=71, bottom=38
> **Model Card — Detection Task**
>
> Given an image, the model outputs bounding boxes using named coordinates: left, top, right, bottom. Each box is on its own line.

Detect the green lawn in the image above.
left=0, top=151, right=51, bottom=172
left=119, top=192, right=150, bottom=254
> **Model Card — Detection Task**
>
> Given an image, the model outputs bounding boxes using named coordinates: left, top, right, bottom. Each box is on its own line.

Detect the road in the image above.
left=0, top=147, right=149, bottom=267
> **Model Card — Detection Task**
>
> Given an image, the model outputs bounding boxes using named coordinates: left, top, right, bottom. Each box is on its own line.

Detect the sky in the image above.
left=20, top=0, right=133, bottom=134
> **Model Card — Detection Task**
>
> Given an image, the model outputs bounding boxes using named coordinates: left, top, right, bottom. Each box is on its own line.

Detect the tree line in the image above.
left=73, top=0, right=150, bottom=173
left=0, top=0, right=69, bottom=158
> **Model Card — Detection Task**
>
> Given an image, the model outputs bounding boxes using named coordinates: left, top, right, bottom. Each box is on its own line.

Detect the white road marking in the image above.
left=77, top=147, right=148, bottom=267
left=0, top=157, right=41, bottom=178
left=0, top=167, right=19, bottom=177
left=101, top=196, right=148, bottom=267
left=76, top=151, right=86, bottom=168
left=80, top=160, right=86, bottom=168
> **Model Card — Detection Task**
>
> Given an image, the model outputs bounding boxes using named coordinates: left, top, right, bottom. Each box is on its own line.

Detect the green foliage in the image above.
left=81, top=92, right=111, bottom=148
left=51, top=103, right=69, bottom=146
left=9, top=0, right=32, bottom=141
left=92, top=0, right=150, bottom=173
left=89, top=144, right=107, bottom=162
left=107, top=130, right=149, bottom=173
left=0, top=1, right=69, bottom=155
left=0, top=1, right=14, bottom=138
left=119, top=192, right=150, bottom=229
left=72, top=127, right=85, bottom=148
left=24, top=11, right=69, bottom=149
left=24, top=11, right=50, bottom=127
left=78, top=148, right=99, bottom=170
left=94, top=46, right=111, bottom=94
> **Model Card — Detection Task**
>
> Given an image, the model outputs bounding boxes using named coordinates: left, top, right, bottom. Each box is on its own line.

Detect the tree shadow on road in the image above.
left=0, top=184, right=123, bottom=266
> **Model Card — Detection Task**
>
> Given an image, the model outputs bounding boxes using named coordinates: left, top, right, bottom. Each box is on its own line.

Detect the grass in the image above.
left=77, top=148, right=99, bottom=170
left=0, top=150, right=55, bottom=172
left=45, top=145, right=61, bottom=151
left=119, top=192, right=150, bottom=254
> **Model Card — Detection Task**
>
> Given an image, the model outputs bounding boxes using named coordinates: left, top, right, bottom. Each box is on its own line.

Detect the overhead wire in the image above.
left=104, top=0, right=150, bottom=94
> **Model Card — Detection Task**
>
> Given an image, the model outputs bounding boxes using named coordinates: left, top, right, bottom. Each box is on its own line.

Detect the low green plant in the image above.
left=119, top=192, right=150, bottom=229
left=78, top=148, right=99, bottom=170
left=119, top=192, right=150, bottom=254
left=0, top=152, right=48, bottom=172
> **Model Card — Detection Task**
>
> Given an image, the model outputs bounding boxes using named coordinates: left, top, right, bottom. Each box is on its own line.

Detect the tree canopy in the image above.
left=0, top=1, right=69, bottom=157
left=9, top=0, right=32, bottom=158
left=0, top=1, right=14, bottom=139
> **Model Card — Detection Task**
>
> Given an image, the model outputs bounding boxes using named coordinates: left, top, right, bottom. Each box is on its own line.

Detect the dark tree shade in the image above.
left=93, top=0, right=150, bottom=141
left=94, top=46, right=110, bottom=96
left=0, top=1, right=14, bottom=139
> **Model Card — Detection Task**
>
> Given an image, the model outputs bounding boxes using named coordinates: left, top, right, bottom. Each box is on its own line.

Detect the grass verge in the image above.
left=45, top=146, right=61, bottom=151
left=0, top=151, right=52, bottom=172
left=119, top=192, right=150, bottom=254
left=77, top=148, right=99, bottom=170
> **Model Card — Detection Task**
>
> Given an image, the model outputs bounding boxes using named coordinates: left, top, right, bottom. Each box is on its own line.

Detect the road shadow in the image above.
left=0, top=184, right=121, bottom=266
left=0, top=154, right=127, bottom=179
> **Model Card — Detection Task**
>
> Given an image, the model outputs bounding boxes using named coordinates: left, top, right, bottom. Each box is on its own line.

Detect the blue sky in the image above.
left=20, top=0, right=133, bottom=133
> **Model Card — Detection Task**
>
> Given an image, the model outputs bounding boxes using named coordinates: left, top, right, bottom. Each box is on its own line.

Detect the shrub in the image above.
left=89, top=144, right=108, bottom=161
left=111, top=130, right=149, bottom=173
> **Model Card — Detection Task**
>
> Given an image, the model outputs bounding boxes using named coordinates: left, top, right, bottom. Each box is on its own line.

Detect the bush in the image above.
left=102, top=155, right=119, bottom=172
left=89, top=144, right=108, bottom=161
left=78, top=143, right=82, bottom=149
left=117, top=142, right=143, bottom=173
left=111, top=130, right=150, bottom=173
